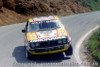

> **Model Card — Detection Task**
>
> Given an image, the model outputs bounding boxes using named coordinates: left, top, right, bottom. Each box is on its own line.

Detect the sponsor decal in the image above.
left=30, top=36, right=67, bottom=42
left=43, top=33, right=50, bottom=37
left=59, top=32, right=65, bottom=36
left=30, top=35, right=36, bottom=38
left=33, top=16, right=55, bottom=21
left=36, top=30, right=57, bottom=39
left=57, top=29, right=67, bottom=37
left=26, top=29, right=68, bottom=41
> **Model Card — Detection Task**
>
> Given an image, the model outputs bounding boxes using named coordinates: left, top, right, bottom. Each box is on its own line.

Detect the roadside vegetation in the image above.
left=80, top=0, right=100, bottom=11
left=86, top=28, right=100, bottom=66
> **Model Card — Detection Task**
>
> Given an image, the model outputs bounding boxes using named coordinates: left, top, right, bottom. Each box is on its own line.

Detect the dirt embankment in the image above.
left=0, top=0, right=90, bottom=25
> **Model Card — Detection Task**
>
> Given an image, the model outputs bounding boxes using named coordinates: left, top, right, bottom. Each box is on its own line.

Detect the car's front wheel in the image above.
left=65, top=45, right=73, bottom=56
left=26, top=51, right=32, bottom=59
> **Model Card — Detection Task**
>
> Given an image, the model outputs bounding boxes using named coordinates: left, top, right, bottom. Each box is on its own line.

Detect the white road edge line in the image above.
left=74, top=25, right=100, bottom=67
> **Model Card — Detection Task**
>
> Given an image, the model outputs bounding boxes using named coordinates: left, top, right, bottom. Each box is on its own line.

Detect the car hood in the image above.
left=26, top=29, right=68, bottom=41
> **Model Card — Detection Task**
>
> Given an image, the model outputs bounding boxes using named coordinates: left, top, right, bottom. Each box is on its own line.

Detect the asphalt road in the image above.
left=0, top=11, right=100, bottom=67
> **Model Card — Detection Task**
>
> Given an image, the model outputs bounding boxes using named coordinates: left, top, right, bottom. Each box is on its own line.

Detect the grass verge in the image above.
left=86, top=28, right=100, bottom=66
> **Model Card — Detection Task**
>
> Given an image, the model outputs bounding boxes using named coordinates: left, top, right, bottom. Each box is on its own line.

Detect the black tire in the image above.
left=26, top=51, right=32, bottom=59
left=65, top=45, right=73, bottom=56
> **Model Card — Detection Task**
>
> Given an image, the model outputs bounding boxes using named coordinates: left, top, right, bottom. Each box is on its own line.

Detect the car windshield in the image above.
left=27, top=19, right=60, bottom=32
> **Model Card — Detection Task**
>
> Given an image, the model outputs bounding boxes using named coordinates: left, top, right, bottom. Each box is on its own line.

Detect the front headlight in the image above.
left=30, top=43, right=35, bottom=48
left=63, top=39, right=67, bottom=44
left=58, top=40, right=62, bottom=44
left=30, top=43, right=40, bottom=48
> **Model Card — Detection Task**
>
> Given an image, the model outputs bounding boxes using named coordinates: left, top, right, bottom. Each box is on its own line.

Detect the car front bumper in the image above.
left=28, top=45, right=70, bottom=55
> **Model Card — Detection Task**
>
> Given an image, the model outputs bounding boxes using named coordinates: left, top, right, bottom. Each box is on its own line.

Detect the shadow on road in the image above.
left=12, top=46, right=71, bottom=63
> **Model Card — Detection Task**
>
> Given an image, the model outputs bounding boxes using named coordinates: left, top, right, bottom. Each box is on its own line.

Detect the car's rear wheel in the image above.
left=26, top=51, right=32, bottom=59
left=65, top=45, right=73, bottom=56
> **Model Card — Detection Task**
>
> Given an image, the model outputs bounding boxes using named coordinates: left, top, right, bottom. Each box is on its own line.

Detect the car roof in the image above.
left=28, top=16, right=59, bottom=22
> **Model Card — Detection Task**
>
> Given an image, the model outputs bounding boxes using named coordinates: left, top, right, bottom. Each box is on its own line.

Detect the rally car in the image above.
left=22, top=16, right=73, bottom=59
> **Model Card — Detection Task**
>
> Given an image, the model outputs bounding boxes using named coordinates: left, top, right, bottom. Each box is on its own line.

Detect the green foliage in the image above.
left=80, top=0, right=100, bottom=11
left=92, top=50, right=100, bottom=61
left=86, top=28, right=100, bottom=65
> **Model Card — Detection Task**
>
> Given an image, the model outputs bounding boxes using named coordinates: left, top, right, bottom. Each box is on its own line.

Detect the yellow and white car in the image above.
left=22, top=16, right=73, bottom=59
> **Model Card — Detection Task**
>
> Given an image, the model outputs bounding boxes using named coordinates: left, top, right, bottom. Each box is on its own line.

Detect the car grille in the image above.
left=30, top=39, right=68, bottom=49
left=38, top=40, right=62, bottom=48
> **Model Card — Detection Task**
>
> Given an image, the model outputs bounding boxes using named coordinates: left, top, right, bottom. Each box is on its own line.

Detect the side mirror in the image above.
left=22, top=29, right=26, bottom=33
